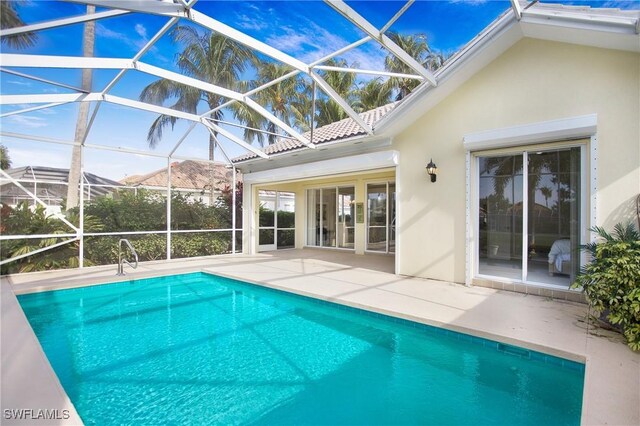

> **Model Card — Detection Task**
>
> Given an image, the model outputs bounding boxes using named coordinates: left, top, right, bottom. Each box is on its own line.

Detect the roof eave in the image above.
left=374, top=6, right=639, bottom=138
left=235, top=133, right=392, bottom=174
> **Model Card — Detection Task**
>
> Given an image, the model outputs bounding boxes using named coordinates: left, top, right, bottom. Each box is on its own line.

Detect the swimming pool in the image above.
left=19, top=272, right=584, bottom=425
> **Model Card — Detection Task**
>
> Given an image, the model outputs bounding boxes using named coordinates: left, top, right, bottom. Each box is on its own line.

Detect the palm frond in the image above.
left=0, top=1, right=37, bottom=49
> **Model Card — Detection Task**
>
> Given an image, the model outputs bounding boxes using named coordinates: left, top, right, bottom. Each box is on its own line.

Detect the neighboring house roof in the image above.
left=4, top=166, right=121, bottom=187
left=0, top=166, right=122, bottom=200
left=120, top=160, right=239, bottom=192
left=233, top=103, right=397, bottom=163
left=232, top=2, right=639, bottom=167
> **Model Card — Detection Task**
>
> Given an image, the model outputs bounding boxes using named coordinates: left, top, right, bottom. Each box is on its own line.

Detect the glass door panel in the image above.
left=277, top=192, right=296, bottom=250
left=307, top=189, right=320, bottom=247
left=258, top=190, right=276, bottom=250
left=478, top=155, right=523, bottom=279
left=526, top=148, right=580, bottom=285
left=389, top=183, right=396, bottom=253
left=367, top=184, right=388, bottom=252
left=322, top=188, right=337, bottom=247
left=338, top=187, right=355, bottom=248
left=259, top=190, right=296, bottom=251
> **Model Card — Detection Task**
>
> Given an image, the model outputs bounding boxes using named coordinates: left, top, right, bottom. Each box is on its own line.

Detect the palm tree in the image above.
left=0, top=0, right=37, bottom=49
left=139, top=26, right=258, bottom=200
left=66, top=5, right=95, bottom=210
left=252, top=63, right=305, bottom=145
left=540, top=186, right=553, bottom=208
left=384, top=32, right=446, bottom=101
left=141, top=26, right=258, bottom=153
left=314, top=59, right=358, bottom=127
left=352, top=77, right=393, bottom=113
left=0, top=145, right=11, bottom=170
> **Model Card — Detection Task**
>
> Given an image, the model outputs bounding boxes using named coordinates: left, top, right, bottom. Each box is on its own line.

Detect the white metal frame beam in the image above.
left=202, top=120, right=269, bottom=159
left=0, top=102, right=71, bottom=118
left=0, top=0, right=440, bottom=170
left=188, top=10, right=309, bottom=73
left=324, top=0, right=437, bottom=87
left=1, top=131, right=219, bottom=164
left=310, top=71, right=372, bottom=134
left=63, top=0, right=186, bottom=16
left=510, top=0, right=523, bottom=20
left=0, top=9, right=130, bottom=37
left=0, top=169, right=79, bottom=232
left=312, top=65, right=423, bottom=80
left=0, top=68, right=88, bottom=93
left=1, top=53, right=311, bottom=147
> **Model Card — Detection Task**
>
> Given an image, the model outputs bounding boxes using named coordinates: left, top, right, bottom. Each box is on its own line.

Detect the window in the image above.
left=476, top=147, right=582, bottom=287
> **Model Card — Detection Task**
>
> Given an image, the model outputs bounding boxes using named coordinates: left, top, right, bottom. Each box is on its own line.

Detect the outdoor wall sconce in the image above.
left=426, top=158, right=438, bottom=182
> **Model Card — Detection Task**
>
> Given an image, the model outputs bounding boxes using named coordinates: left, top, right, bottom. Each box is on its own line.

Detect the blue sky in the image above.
left=1, top=0, right=638, bottom=181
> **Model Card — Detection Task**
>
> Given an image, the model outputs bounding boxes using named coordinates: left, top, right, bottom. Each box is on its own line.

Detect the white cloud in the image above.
left=36, top=108, right=57, bottom=116
left=601, top=1, right=640, bottom=9
left=265, top=21, right=387, bottom=69
left=5, top=115, right=48, bottom=128
left=7, top=147, right=70, bottom=169
left=135, top=23, right=148, bottom=39
left=96, top=22, right=155, bottom=53
left=8, top=80, right=32, bottom=87
left=235, top=14, right=269, bottom=32
left=95, top=23, right=128, bottom=42
left=448, top=0, right=489, bottom=5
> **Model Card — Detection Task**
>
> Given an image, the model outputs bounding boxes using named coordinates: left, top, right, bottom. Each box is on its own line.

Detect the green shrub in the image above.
left=171, top=233, right=231, bottom=258
left=0, top=203, right=103, bottom=274
left=1, top=185, right=241, bottom=274
left=572, top=223, right=640, bottom=351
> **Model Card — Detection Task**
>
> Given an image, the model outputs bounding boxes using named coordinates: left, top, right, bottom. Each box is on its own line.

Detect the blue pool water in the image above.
left=19, top=272, right=584, bottom=425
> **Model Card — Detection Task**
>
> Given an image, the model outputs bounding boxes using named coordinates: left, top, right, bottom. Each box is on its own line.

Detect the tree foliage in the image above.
left=0, top=204, right=102, bottom=274
left=0, top=145, right=11, bottom=170
left=573, top=223, right=640, bottom=351
left=0, top=0, right=37, bottom=49
left=140, top=26, right=259, bottom=158
left=0, top=187, right=242, bottom=274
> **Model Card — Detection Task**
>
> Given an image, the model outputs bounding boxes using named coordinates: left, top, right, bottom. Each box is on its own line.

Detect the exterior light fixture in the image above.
left=426, top=158, right=438, bottom=182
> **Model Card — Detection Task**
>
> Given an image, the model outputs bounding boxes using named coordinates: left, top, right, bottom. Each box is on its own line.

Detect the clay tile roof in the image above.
left=120, top=160, right=240, bottom=191
left=233, top=102, right=397, bottom=163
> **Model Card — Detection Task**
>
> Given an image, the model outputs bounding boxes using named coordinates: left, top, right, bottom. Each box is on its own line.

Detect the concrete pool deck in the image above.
left=1, top=249, right=638, bottom=425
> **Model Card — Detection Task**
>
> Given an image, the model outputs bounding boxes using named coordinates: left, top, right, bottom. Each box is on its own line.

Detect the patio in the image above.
left=2, top=249, right=638, bottom=425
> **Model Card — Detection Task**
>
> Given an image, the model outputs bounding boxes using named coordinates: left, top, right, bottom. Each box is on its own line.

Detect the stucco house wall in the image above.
left=394, top=37, right=640, bottom=284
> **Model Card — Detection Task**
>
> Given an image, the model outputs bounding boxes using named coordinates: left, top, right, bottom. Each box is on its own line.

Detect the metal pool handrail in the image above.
left=116, top=239, right=138, bottom=276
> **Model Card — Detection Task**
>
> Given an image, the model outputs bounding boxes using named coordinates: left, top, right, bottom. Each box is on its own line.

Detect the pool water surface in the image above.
left=19, top=272, right=584, bottom=425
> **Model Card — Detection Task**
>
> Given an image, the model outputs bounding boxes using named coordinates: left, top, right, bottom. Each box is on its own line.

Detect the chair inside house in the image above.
left=548, top=239, right=571, bottom=276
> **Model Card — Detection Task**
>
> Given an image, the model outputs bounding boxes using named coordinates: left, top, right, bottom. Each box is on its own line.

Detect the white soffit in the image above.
left=243, top=150, right=399, bottom=185
left=520, top=20, right=640, bottom=53
left=462, top=113, right=597, bottom=151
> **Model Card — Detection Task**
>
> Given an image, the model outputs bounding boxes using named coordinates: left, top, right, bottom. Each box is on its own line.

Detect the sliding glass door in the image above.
left=306, top=186, right=355, bottom=249
left=477, top=147, right=582, bottom=286
left=258, top=190, right=295, bottom=251
left=366, top=182, right=396, bottom=253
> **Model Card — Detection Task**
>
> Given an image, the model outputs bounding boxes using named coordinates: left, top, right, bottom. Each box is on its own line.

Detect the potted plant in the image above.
left=572, top=222, right=640, bottom=351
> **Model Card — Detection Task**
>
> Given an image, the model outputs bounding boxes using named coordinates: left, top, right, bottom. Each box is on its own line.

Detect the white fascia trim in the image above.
left=521, top=9, right=639, bottom=35
left=243, top=150, right=399, bottom=185
left=463, top=113, right=597, bottom=151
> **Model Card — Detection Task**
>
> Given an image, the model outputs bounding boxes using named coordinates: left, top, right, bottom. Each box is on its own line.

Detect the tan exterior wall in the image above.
left=251, top=169, right=395, bottom=255
left=394, top=38, right=640, bottom=283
